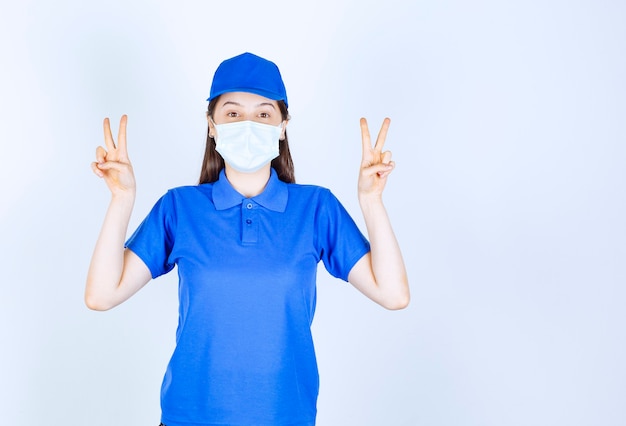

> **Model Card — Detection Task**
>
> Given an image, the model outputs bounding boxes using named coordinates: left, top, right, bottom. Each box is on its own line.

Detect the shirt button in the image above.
left=246, top=203, right=253, bottom=209
left=246, top=219, right=252, bottom=224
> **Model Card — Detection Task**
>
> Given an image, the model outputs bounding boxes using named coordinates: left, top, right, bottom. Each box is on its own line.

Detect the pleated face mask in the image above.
left=213, top=120, right=283, bottom=173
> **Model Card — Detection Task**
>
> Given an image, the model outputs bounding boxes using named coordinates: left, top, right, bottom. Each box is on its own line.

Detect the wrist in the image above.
left=358, top=192, right=385, bottom=216
left=111, top=190, right=136, bottom=206
left=358, top=191, right=383, bottom=205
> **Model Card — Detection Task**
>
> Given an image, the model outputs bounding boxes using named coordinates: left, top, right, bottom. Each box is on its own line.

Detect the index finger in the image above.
left=117, top=115, right=128, bottom=157
left=103, top=117, right=116, bottom=151
left=360, top=117, right=372, bottom=159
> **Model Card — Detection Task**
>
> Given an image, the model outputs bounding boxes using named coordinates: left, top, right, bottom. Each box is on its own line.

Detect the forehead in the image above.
left=217, top=91, right=279, bottom=109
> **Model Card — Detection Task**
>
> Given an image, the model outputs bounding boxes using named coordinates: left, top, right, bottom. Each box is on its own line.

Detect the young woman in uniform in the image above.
left=86, top=52, right=409, bottom=426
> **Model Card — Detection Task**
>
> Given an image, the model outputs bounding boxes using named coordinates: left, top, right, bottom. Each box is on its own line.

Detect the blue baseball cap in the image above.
left=207, top=52, right=288, bottom=107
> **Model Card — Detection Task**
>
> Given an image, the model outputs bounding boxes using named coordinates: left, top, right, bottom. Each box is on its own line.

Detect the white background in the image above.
left=1, top=0, right=625, bottom=425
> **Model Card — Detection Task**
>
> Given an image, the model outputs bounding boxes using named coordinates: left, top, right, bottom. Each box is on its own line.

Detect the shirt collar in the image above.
left=212, top=168, right=288, bottom=212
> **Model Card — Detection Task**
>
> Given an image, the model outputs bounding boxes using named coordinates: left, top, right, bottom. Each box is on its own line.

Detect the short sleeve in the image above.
left=125, top=191, right=177, bottom=279
left=316, top=189, right=370, bottom=281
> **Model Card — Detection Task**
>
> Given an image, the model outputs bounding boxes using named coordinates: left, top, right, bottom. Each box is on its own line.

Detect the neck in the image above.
left=224, top=165, right=271, bottom=198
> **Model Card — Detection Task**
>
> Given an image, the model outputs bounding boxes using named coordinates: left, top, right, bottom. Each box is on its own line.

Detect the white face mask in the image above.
left=213, top=120, right=283, bottom=173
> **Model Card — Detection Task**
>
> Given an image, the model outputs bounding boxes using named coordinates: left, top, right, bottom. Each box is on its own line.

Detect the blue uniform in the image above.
left=126, top=169, right=370, bottom=426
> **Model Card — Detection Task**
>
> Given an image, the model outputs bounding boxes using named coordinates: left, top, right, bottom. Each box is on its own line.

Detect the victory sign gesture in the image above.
left=349, top=116, right=409, bottom=310
left=91, top=115, right=136, bottom=197
left=358, top=117, right=395, bottom=199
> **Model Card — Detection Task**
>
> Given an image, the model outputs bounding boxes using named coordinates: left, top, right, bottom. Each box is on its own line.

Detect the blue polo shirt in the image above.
left=126, top=168, right=370, bottom=426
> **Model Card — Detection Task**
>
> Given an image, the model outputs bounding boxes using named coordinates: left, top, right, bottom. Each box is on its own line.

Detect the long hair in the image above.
left=198, top=97, right=295, bottom=184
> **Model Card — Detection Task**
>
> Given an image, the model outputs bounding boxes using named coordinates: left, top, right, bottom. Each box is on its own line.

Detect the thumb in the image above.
left=95, top=160, right=129, bottom=173
left=362, top=162, right=394, bottom=176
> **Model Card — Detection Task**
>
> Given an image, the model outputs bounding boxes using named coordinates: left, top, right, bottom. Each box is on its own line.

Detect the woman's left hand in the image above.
left=350, top=117, right=409, bottom=310
left=358, top=117, right=395, bottom=199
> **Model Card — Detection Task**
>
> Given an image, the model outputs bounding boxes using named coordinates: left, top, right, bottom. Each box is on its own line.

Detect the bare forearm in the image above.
left=359, top=194, right=409, bottom=308
left=85, top=193, right=135, bottom=310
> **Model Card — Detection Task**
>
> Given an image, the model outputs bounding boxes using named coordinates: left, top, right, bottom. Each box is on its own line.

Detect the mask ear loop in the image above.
left=208, top=117, right=217, bottom=139
left=278, top=120, right=286, bottom=141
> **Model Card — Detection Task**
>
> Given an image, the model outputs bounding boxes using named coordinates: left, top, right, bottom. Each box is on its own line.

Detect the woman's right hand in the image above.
left=91, top=115, right=136, bottom=197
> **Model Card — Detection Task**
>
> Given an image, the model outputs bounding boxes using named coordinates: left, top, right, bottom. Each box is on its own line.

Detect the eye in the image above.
left=258, top=112, right=270, bottom=119
left=227, top=111, right=240, bottom=118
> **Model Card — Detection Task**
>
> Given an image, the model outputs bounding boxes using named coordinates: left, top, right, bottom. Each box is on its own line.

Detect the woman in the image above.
left=86, top=52, right=409, bottom=426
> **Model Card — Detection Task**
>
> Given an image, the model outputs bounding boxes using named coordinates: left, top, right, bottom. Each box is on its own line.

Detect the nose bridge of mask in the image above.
left=213, top=120, right=282, bottom=141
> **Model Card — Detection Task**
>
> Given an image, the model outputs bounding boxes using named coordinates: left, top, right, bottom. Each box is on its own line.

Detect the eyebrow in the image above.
left=219, top=100, right=276, bottom=110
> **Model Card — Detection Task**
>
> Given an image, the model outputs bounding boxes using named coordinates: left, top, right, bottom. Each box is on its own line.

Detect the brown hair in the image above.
left=198, top=97, right=295, bottom=184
